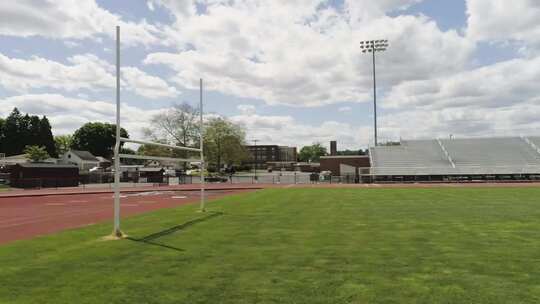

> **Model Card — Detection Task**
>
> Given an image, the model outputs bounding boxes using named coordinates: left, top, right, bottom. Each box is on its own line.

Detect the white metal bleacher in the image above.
left=527, top=137, right=540, bottom=155
left=370, top=137, right=540, bottom=176
left=370, top=140, right=453, bottom=175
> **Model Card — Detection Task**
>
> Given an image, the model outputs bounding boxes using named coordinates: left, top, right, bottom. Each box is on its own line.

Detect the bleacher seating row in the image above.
left=369, top=137, right=540, bottom=176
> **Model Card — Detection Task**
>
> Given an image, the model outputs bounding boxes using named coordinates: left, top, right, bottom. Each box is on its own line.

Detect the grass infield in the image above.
left=1, top=187, right=540, bottom=303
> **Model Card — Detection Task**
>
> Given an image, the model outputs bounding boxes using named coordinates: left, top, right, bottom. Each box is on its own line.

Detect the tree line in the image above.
left=1, top=106, right=367, bottom=169
left=142, top=103, right=249, bottom=172
left=0, top=108, right=56, bottom=157
left=0, top=108, right=129, bottom=161
left=0, top=106, right=251, bottom=172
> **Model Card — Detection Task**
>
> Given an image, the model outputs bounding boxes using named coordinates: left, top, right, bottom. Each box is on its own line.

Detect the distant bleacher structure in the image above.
left=369, top=136, right=540, bottom=181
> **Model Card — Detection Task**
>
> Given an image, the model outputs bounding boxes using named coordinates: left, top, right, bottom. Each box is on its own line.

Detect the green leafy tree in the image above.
left=71, top=122, right=128, bottom=158
left=138, top=142, right=175, bottom=158
left=204, top=118, right=248, bottom=172
left=24, top=145, right=50, bottom=162
left=54, top=135, right=73, bottom=155
left=298, top=143, right=327, bottom=162
left=120, top=147, right=143, bottom=165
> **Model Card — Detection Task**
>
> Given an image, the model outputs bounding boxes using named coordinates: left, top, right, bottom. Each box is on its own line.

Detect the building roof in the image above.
left=18, top=163, right=78, bottom=168
left=320, top=155, right=370, bottom=159
left=96, top=156, right=111, bottom=163
left=296, top=162, right=320, bottom=166
left=139, top=167, right=164, bottom=172
left=4, top=154, right=28, bottom=160
left=70, top=150, right=99, bottom=162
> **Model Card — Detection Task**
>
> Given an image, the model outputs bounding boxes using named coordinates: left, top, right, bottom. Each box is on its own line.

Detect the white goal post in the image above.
left=112, top=26, right=206, bottom=237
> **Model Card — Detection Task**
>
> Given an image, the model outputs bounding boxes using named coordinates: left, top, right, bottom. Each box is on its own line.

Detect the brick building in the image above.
left=320, top=155, right=371, bottom=176
left=245, top=145, right=297, bottom=169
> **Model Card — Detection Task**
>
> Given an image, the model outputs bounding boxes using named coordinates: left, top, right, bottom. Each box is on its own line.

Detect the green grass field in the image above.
left=2, top=187, right=540, bottom=303
left=0, top=185, right=9, bottom=191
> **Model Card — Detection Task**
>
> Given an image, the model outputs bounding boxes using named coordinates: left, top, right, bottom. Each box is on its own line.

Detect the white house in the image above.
left=61, top=150, right=100, bottom=171
left=0, top=154, right=57, bottom=165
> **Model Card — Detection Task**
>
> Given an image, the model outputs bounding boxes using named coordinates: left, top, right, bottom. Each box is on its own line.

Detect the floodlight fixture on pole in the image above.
left=360, top=39, right=389, bottom=147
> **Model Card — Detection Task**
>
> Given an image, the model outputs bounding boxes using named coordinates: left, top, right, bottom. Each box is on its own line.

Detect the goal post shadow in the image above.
left=126, top=211, right=224, bottom=251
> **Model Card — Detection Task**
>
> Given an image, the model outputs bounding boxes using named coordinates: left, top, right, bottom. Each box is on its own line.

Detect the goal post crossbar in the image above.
left=120, top=137, right=202, bottom=153
left=119, top=153, right=200, bottom=163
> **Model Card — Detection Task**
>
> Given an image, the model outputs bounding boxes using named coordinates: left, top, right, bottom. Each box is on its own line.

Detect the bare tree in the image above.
left=143, top=103, right=201, bottom=169
left=144, top=103, right=200, bottom=147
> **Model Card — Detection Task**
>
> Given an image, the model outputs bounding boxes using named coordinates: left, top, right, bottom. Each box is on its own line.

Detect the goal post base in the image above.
left=101, top=230, right=128, bottom=241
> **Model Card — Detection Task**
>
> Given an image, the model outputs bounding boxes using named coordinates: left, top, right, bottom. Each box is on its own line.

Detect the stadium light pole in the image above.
left=360, top=39, right=389, bottom=147
left=199, top=78, right=206, bottom=212
left=251, top=139, right=259, bottom=180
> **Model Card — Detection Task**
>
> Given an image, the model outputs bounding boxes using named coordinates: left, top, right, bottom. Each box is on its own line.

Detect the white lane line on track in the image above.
left=171, top=196, right=187, bottom=199
left=68, top=200, right=88, bottom=203
left=0, top=208, right=111, bottom=228
left=45, top=203, right=66, bottom=206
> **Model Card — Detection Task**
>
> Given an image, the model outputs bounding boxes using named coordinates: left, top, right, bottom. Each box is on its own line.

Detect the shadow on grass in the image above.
left=127, top=211, right=224, bottom=252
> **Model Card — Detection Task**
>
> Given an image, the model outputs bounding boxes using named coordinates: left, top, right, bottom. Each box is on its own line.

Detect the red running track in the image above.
left=0, top=189, right=252, bottom=245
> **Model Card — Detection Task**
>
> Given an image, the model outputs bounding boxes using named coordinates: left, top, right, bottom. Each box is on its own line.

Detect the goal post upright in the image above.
left=109, top=26, right=206, bottom=238
left=113, top=25, right=123, bottom=237
left=199, top=78, right=206, bottom=212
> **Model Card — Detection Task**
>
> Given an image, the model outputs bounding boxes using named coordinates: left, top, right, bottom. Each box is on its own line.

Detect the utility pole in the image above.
left=360, top=39, right=389, bottom=147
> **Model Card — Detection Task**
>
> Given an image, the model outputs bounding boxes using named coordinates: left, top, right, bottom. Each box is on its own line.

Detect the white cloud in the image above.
left=0, top=94, right=164, bottom=138
left=379, top=104, right=540, bottom=141
left=144, top=1, right=473, bottom=107
left=230, top=112, right=371, bottom=149
left=338, top=106, right=352, bottom=113
left=378, top=54, right=540, bottom=141
left=383, top=56, right=540, bottom=110
left=344, top=0, right=423, bottom=21
left=466, top=0, right=540, bottom=47
left=122, top=67, right=180, bottom=99
left=0, top=53, right=114, bottom=92
left=0, top=93, right=370, bottom=149
left=0, top=53, right=179, bottom=99
left=237, top=104, right=256, bottom=115
left=0, top=0, right=164, bottom=46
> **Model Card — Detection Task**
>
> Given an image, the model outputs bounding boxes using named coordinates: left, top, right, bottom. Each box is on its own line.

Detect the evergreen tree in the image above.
left=38, top=116, right=57, bottom=157
left=1, top=108, right=58, bottom=156
left=28, top=115, right=41, bottom=150
left=3, top=108, right=24, bottom=156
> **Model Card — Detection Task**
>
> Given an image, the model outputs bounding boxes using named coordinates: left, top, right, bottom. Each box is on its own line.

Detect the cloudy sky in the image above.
left=1, top=0, right=539, bottom=150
